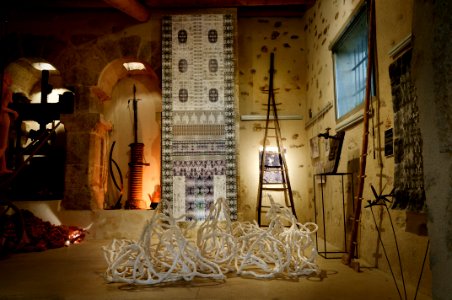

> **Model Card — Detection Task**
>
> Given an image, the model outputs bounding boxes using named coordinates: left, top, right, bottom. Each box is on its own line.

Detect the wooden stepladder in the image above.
left=257, top=53, right=297, bottom=226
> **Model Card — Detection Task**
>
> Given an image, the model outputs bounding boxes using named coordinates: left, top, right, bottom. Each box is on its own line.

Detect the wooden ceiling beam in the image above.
left=143, top=0, right=315, bottom=9
left=103, top=0, right=150, bottom=22
left=238, top=6, right=310, bottom=17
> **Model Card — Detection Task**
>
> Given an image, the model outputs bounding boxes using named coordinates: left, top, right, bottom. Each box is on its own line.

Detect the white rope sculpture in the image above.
left=233, top=196, right=319, bottom=278
left=103, top=211, right=224, bottom=284
left=103, top=196, right=319, bottom=284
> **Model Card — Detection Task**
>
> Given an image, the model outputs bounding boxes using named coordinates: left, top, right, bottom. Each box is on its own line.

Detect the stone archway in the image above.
left=66, top=58, right=162, bottom=210
left=91, top=58, right=160, bottom=103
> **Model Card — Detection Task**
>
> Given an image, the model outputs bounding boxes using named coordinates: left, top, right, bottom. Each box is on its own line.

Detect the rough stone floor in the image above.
left=0, top=240, right=431, bottom=300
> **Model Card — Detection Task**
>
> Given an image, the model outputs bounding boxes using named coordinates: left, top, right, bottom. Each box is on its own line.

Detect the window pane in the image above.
left=333, top=6, right=369, bottom=120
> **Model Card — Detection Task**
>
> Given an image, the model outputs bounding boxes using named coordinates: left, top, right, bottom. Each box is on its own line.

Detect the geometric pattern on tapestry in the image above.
left=161, top=14, right=238, bottom=221
left=389, top=48, right=426, bottom=212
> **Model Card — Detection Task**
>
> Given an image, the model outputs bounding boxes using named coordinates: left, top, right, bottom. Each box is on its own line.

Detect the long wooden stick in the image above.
left=342, top=0, right=376, bottom=266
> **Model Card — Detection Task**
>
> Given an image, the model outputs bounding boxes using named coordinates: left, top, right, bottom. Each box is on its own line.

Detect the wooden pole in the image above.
left=132, top=84, right=138, bottom=144
left=342, top=0, right=376, bottom=267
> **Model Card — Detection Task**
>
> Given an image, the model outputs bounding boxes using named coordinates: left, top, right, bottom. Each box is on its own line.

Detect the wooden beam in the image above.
left=103, top=0, right=150, bottom=22
left=238, top=5, right=310, bottom=17
left=143, top=0, right=315, bottom=8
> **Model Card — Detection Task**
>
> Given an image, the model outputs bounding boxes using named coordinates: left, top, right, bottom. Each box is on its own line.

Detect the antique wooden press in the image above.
left=125, top=85, right=149, bottom=209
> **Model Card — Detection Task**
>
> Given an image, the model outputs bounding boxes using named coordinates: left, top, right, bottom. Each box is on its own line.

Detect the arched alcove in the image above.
left=92, top=57, right=161, bottom=105
left=94, top=58, right=162, bottom=209
left=5, top=57, right=67, bottom=100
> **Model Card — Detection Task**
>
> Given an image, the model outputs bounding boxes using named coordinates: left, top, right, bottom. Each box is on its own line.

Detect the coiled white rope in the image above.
left=197, top=198, right=237, bottom=274
left=103, top=196, right=319, bottom=284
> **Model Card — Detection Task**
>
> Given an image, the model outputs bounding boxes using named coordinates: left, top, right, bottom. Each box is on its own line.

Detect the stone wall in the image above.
left=412, top=0, right=452, bottom=298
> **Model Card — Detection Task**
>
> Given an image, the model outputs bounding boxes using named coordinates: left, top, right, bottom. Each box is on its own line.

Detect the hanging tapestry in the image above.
left=161, top=14, right=237, bottom=221
left=389, top=49, right=426, bottom=211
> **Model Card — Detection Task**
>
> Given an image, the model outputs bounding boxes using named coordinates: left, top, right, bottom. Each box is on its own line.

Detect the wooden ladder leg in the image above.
left=256, top=52, right=298, bottom=226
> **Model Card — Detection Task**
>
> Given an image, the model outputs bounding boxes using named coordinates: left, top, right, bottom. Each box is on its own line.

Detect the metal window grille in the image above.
left=332, top=4, right=372, bottom=120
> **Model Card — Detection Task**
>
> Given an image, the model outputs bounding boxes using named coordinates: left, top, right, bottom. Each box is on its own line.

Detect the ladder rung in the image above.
left=262, top=187, right=288, bottom=191
left=262, top=181, right=287, bottom=185
left=259, top=205, right=293, bottom=209
left=256, top=53, right=297, bottom=227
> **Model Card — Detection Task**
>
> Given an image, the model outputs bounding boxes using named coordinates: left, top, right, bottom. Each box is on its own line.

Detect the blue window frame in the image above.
left=332, top=3, right=374, bottom=121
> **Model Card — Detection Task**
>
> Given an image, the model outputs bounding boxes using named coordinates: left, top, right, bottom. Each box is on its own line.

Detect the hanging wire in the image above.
left=366, top=184, right=407, bottom=300
left=367, top=184, right=432, bottom=300
left=369, top=206, right=403, bottom=300
left=384, top=205, right=407, bottom=300
left=413, top=239, right=430, bottom=300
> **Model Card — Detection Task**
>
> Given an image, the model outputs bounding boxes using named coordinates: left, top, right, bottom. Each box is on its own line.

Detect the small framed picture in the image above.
left=259, top=148, right=285, bottom=184
left=324, top=131, right=345, bottom=174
